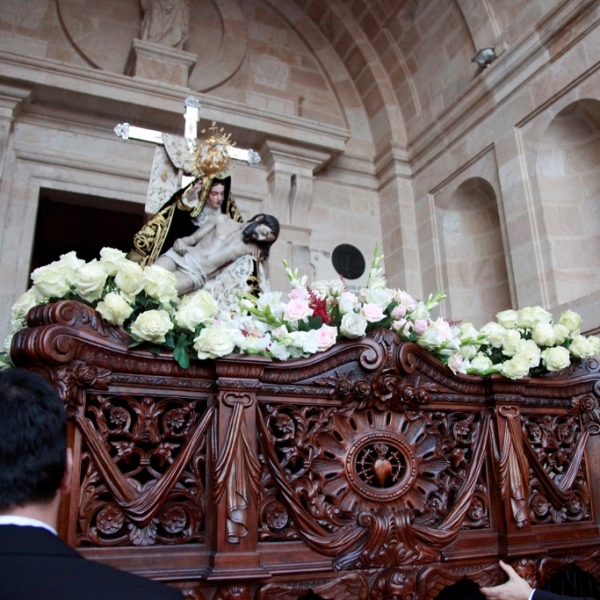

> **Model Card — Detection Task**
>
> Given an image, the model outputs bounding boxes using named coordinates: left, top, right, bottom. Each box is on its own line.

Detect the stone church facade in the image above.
left=1, top=0, right=599, bottom=341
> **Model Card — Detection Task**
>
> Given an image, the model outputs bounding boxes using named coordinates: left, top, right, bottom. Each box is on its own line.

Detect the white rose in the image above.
left=459, top=322, right=479, bottom=341
left=31, top=262, right=73, bottom=298
left=501, top=355, right=531, bottom=379
left=460, top=344, right=479, bottom=360
left=515, top=339, right=542, bottom=368
left=144, top=265, right=178, bottom=305
left=531, top=322, right=556, bottom=347
left=338, top=292, right=359, bottom=315
left=542, top=346, right=571, bottom=371
left=74, top=260, right=108, bottom=302
left=360, top=303, right=386, bottom=323
left=11, top=290, right=40, bottom=324
left=480, top=322, right=507, bottom=347
left=96, top=292, right=134, bottom=326
left=175, top=290, right=218, bottom=331
left=329, top=279, right=345, bottom=296
left=315, top=325, right=338, bottom=351
left=130, top=309, right=173, bottom=344
left=284, top=299, right=313, bottom=322
left=517, top=306, right=552, bottom=329
left=502, top=329, right=522, bottom=356
left=554, top=324, right=570, bottom=345
left=588, top=336, right=600, bottom=355
left=569, top=335, right=594, bottom=359
left=99, top=247, right=129, bottom=276
left=409, top=301, right=430, bottom=322
left=56, top=251, right=85, bottom=283
left=496, top=309, right=519, bottom=329
left=366, top=288, right=393, bottom=309
left=470, top=352, right=494, bottom=373
left=417, top=327, right=445, bottom=351
left=340, top=312, right=367, bottom=339
left=194, top=324, right=236, bottom=359
left=114, top=261, right=146, bottom=297
left=558, top=309, right=583, bottom=334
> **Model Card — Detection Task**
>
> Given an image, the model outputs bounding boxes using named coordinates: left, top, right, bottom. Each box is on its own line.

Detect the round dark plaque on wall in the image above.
left=332, top=244, right=366, bottom=280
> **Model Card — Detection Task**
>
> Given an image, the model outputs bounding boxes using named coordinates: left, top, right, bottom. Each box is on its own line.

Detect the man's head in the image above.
left=243, top=214, right=280, bottom=260
left=0, top=369, right=66, bottom=512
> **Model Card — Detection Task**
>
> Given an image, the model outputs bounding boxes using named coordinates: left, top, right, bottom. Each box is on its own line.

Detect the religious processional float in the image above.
left=2, top=243, right=599, bottom=381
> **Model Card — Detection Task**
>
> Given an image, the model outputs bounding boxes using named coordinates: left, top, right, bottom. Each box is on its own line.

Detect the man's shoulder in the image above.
left=0, top=526, right=182, bottom=600
left=76, top=558, right=184, bottom=599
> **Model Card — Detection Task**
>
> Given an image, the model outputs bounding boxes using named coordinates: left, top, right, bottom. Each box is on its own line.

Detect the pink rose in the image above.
left=289, top=287, right=309, bottom=301
left=414, top=319, right=428, bottom=335
left=391, top=304, right=407, bottom=319
left=432, top=317, right=453, bottom=341
left=360, top=303, right=385, bottom=323
left=316, top=325, right=338, bottom=351
left=284, top=298, right=313, bottom=322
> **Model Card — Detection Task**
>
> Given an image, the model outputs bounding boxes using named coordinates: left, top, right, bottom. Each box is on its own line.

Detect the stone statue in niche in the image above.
left=154, top=213, right=280, bottom=297
left=140, top=0, right=190, bottom=49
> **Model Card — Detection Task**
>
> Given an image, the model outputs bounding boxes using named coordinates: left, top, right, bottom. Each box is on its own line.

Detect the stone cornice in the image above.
left=0, top=51, right=351, bottom=155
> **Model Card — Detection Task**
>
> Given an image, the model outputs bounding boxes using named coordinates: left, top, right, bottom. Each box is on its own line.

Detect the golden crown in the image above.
left=190, top=122, right=235, bottom=177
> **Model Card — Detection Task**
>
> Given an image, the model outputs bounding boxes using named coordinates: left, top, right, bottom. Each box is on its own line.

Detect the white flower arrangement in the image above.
left=2, top=245, right=599, bottom=379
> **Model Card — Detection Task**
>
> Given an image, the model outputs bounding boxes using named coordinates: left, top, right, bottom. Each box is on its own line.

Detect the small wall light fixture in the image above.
left=472, top=46, right=496, bottom=68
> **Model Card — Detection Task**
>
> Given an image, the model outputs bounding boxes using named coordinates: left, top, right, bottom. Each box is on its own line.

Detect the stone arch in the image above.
left=536, top=98, right=600, bottom=305
left=438, top=176, right=510, bottom=326
left=286, top=0, right=408, bottom=151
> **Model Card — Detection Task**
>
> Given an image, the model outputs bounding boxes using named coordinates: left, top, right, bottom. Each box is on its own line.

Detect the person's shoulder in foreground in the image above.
left=480, top=560, right=597, bottom=600
left=0, top=368, right=183, bottom=600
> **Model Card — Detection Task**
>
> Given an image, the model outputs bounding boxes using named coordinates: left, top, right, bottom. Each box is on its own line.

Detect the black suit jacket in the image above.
left=534, top=590, right=598, bottom=600
left=0, top=525, right=183, bottom=600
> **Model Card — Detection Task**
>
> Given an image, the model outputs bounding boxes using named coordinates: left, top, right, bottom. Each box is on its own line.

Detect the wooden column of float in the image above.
left=11, top=300, right=600, bottom=600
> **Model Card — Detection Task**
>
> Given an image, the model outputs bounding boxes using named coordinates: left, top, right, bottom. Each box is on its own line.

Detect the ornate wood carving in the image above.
left=10, top=301, right=600, bottom=599
left=77, top=392, right=212, bottom=546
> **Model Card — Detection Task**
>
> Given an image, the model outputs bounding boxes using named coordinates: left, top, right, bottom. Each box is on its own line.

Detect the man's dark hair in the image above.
left=242, top=214, right=280, bottom=260
left=0, top=369, right=66, bottom=511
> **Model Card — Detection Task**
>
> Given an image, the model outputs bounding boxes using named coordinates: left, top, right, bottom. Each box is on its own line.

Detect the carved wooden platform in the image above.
left=11, top=300, right=600, bottom=600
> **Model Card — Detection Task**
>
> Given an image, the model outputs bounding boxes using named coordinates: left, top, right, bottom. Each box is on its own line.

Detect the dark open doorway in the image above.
left=30, top=189, right=144, bottom=276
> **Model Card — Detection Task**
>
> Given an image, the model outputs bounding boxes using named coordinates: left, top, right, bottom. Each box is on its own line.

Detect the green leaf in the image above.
left=163, top=332, right=176, bottom=349
left=146, top=344, right=162, bottom=356
left=307, top=315, right=323, bottom=330
left=174, top=345, right=190, bottom=369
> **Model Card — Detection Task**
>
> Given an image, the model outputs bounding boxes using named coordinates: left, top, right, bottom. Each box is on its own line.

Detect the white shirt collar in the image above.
left=0, top=515, right=57, bottom=536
